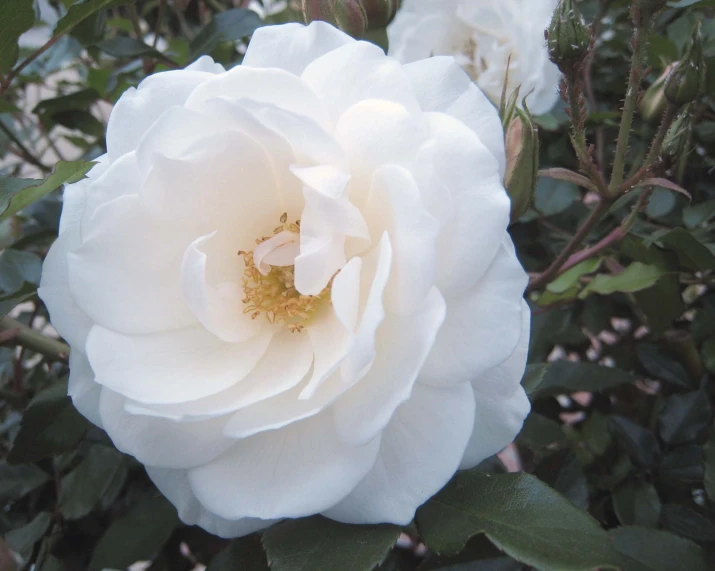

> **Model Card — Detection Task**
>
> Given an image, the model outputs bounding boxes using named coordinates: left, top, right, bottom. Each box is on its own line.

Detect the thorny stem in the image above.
left=644, top=103, right=677, bottom=172
left=0, top=317, right=70, bottom=361
left=609, top=6, right=651, bottom=196
left=527, top=198, right=613, bottom=292
left=564, top=71, right=609, bottom=195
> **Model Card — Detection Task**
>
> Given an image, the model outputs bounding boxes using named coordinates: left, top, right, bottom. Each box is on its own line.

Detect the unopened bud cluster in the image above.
left=301, top=0, right=400, bottom=37
left=547, top=0, right=592, bottom=72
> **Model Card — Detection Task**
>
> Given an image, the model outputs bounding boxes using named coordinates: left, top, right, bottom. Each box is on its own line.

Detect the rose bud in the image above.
left=665, top=25, right=706, bottom=107
left=504, top=107, right=539, bottom=224
left=301, top=0, right=368, bottom=37
left=362, top=0, right=400, bottom=28
left=662, top=104, right=694, bottom=163
left=639, top=64, right=675, bottom=122
left=547, top=0, right=592, bottom=73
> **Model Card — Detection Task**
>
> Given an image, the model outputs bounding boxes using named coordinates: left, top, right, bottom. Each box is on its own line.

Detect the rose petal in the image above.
left=147, top=467, right=277, bottom=539
left=125, top=330, right=313, bottom=421
left=99, top=389, right=234, bottom=469
left=332, top=287, right=446, bottom=446
left=106, top=59, right=223, bottom=162
left=242, top=21, right=352, bottom=76
left=68, top=195, right=197, bottom=335
left=420, top=235, right=527, bottom=388
left=323, top=381, right=474, bottom=525
left=189, top=409, right=380, bottom=520
left=86, top=324, right=272, bottom=404
left=460, top=300, right=531, bottom=469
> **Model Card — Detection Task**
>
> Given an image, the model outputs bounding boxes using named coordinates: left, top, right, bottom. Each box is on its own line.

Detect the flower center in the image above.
left=239, top=214, right=331, bottom=333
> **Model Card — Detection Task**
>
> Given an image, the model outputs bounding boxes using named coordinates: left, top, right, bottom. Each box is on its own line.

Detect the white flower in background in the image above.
left=387, top=0, right=561, bottom=115
left=39, top=22, right=530, bottom=538
left=248, top=0, right=288, bottom=19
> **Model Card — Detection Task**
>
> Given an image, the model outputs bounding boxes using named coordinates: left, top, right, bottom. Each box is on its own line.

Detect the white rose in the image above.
left=387, top=0, right=561, bottom=115
left=39, top=21, right=530, bottom=538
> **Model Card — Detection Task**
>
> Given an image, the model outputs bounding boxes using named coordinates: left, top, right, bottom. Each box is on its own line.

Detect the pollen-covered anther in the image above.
left=239, top=216, right=330, bottom=331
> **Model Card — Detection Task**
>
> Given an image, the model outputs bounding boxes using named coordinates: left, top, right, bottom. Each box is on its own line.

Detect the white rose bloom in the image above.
left=387, top=0, right=561, bottom=115
left=39, top=22, right=530, bottom=538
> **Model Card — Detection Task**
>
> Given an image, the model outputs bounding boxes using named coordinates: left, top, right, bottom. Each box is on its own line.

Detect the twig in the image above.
left=527, top=198, right=613, bottom=292
left=0, top=317, right=70, bottom=361
left=0, top=36, right=59, bottom=94
left=0, top=120, right=50, bottom=173
left=153, top=0, right=168, bottom=49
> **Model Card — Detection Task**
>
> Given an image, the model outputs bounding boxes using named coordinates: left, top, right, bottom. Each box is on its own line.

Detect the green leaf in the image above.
left=579, top=262, right=663, bottom=299
left=262, top=516, right=401, bottom=571
left=416, top=471, right=622, bottom=570
left=53, top=0, right=133, bottom=37
left=206, top=535, right=268, bottom=571
left=534, top=451, right=589, bottom=510
left=0, top=160, right=95, bottom=224
left=704, top=424, right=715, bottom=502
left=658, top=445, right=703, bottom=486
left=528, top=361, right=636, bottom=399
left=636, top=343, right=693, bottom=388
left=683, top=199, right=715, bottom=229
left=8, top=394, right=88, bottom=464
left=94, top=36, right=177, bottom=66
left=189, top=8, right=262, bottom=60
left=612, top=480, right=661, bottom=528
left=546, top=258, right=602, bottom=294
left=0, top=249, right=42, bottom=292
left=658, top=392, right=711, bottom=445
left=33, top=88, right=100, bottom=116
left=6, top=512, right=52, bottom=560
left=660, top=504, right=715, bottom=542
left=0, top=281, right=37, bottom=319
left=0, top=461, right=50, bottom=503
left=621, top=236, right=684, bottom=334
left=0, top=0, right=35, bottom=74
left=0, top=99, right=21, bottom=115
left=610, top=416, right=659, bottom=468
left=533, top=177, right=580, bottom=216
left=59, top=445, right=128, bottom=520
left=518, top=412, right=567, bottom=451
left=609, top=526, right=707, bottom=571
left=89, top=495, right=179, bottom=571
left=96, top=36, right=161, bottom=57
left=644, top=228, right=715, bottom=272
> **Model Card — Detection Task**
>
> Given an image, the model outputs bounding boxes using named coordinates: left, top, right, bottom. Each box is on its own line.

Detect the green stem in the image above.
left=644, top=103, right=677, bottom=171
left=0, top=317, right=70, bottom=361
left=609, top=11, right=651, bottom=196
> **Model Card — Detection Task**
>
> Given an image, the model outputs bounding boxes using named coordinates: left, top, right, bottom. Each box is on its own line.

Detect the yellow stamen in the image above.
left=239, top=216, right=331, bottom=332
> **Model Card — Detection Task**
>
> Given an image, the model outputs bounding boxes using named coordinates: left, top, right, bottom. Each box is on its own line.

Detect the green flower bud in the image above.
left=547, top=0, right=592, bottom=72
left=662, top=104, right=693, bottom=163
left=639, top=64, right=674, bottom=122
left=664, top=26, right=706, bottom=106
left=362, top=0, right=400, bottom=28
left=505, top=107, right=539, bottom=224
left=301, top=0, right=368, bottom=38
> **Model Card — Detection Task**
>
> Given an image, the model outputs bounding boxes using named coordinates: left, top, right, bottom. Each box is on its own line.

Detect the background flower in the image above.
left=387, top=0, right=561, bottom=115
left=38, top=22, right=529, bottom=538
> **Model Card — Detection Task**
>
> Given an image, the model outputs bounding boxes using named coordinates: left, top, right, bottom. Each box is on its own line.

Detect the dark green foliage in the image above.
left=1, top=1, right=714, bottom=570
